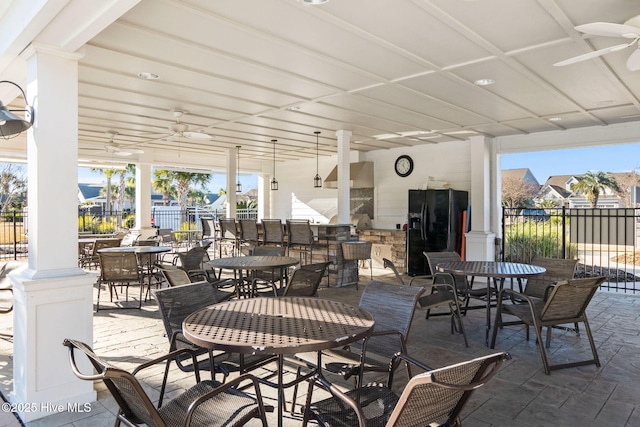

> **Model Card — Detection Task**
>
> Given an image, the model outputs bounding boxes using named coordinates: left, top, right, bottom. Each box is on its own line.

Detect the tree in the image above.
left=152, top=170, right=176, bottom=206
left=91, top=168, right=118, bottom=214
left=502, top=176, right=539, bottom=208
left=536, top=198, right=559, bottom=209
left=571, top=171, right=621, bottom=208
left=0, top=164, right=26, bottom=213
left=116, top=164, right=135, bottom=212
left=172, top=172, right=211, bottom=212
left=612, top=168, right=640, bottom=207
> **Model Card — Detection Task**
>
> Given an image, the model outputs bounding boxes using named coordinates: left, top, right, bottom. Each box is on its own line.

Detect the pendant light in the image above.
left=313, top=131, right=322, bottom=188
left=270, top=139, right=278, bottom=191
left=236, top=146, right=242, bottom=193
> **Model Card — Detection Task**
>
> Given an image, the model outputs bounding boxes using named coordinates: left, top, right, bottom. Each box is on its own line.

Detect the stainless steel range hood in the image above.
left=323, top=161, right=374, bottom=189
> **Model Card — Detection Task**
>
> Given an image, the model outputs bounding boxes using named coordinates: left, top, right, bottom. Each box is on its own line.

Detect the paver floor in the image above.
left=0, top=262, right=639, bottom=426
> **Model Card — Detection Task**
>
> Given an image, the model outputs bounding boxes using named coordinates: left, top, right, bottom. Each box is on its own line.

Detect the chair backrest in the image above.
left=98, top=252, right=141, bottom=282
left=540, top=276, right=607, bottom=321
left=136, top=239, right=159, bottom=247
left=158, top=264, right=192, bottom=287
left=201, top=217, right=216, bottom=239
left=251, top=246, right=286, bottom=256
left=239, top=219, right=259, bottom=242
left=262, top=219, right=284, bottom=245
left=286, top=219, right=313, bottom=246
left=383, top=258, right=405, bottom=285
left=358, top=280, right=424, bottom=357
left=152, top=282, right=219, bottom=346
left=525, top=257, right=578, bottom=299
left=219, top=218, right=238, bottom=239
left=282, top=262, right=330, bottom=297
left=63, top=339, right=165, bottom=427
left=176, top=246, right=208, bottom=272
left=157, top=228, right=177, bottom=246
left=423, top=251, right=468, bottom=291
left=92, top=238, right=122, bottom=255
left=388, top=352, right=510, bottom=427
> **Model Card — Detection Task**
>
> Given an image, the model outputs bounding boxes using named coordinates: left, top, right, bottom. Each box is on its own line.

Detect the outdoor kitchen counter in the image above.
left=357, top=229, right=407, bottom=273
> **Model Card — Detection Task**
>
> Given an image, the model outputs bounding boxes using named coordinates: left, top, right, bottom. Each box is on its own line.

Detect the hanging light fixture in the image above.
left=236, top=145, right=242, bottom=193
left=270, top=139, right=278, bottom=191
left=313, top=131, right=322, bottom=188
left=0, top=81, right=34, bottom=139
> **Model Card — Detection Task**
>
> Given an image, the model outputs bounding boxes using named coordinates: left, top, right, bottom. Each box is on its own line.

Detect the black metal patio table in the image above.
left=183, top=296, right=375, bottom=427
left=435, top=261, right=546, bottom=345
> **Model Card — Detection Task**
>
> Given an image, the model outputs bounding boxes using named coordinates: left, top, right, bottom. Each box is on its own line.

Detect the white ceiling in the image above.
left=2, top=0, right=640, bottom=170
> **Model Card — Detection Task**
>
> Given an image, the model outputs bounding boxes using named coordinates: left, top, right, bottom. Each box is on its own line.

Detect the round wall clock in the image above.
left=394, top=155, right=413, bottom=177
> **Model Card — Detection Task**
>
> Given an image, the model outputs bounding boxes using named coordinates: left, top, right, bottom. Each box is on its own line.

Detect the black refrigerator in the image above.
left=407, top=189, right=469, bottom=276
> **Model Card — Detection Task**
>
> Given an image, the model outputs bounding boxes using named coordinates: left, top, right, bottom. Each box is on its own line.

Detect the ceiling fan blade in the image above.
left=576, top=22, right=640, bottom=38
left=627, top=48, right=640, bottom=70
left=553, top=43, right=630, bottom=66
left=183, top=131, right=212, bottom=140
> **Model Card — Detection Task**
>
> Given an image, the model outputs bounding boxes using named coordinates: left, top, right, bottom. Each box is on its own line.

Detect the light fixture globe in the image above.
left=313, top=131, right=322, bottom=188
left=236, top=146, right=242, bottom=193
left=270, top=139, right=278, bottom=191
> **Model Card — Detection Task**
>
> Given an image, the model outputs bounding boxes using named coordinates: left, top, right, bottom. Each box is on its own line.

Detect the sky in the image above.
left=77, top=142, right=640, bottom=192
left=500, top=142, right=640, bottom=184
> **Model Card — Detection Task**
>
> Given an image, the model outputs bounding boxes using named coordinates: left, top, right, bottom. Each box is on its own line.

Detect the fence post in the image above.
left=13, top=211, right=18, bottom=261
left=501, top=206, right=506, bottom=261
left=561, top=206, right=567, bottom=259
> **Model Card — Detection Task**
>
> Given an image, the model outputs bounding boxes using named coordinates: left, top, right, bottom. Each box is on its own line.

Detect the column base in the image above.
left=465, top=231, right=496, bottom=261
left=9, top=266, right=96, bottom=422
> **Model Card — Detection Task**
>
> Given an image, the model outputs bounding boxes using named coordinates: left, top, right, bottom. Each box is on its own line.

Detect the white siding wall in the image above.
left=270, top=140, right=472, bottom=229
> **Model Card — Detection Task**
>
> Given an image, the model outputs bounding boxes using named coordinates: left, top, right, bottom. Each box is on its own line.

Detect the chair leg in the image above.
left=451, top=301, right=468, bottom=347
left=532, top=321, right=552, bottom=375
left=489, top=294, right=503, bottom=349
left=583, top=314, right=601, bottom=368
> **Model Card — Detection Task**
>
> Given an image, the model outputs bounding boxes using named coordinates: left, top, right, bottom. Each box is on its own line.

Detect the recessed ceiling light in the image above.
left=138, top=72, right=159, bottom=80
left=302, top=0, right=329, bottom=4
left=548, top=117, right=562, bottom=122
left=287, top=106, right=301, bottom=111
left=474, top=78, right=495, bottom=86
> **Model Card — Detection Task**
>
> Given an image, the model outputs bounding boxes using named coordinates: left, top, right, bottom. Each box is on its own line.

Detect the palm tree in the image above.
left=571, top=171, right=621, bottom=208
left=91, top=168, right=119, bottom=215
left=172, top=172, right=211, bottom=214
left=152, top=170, right=176, bottom=206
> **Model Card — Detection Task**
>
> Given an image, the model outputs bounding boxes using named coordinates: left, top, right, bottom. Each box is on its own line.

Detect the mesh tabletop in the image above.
left=436, top=261, right=545, bottom=278
left=183, top=297, right=374, bottom=354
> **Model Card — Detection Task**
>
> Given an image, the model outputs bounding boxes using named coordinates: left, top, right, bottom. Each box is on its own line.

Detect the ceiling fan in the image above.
left=554, top=15, right=640, bottom=70
left=102, top=131, right=144, bottom=156
left=165, top=109, right=212, bottom=141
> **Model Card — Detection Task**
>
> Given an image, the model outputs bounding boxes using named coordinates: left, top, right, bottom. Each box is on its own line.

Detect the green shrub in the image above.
left=78, top=216, right=118, bottom=234
left=504, top=220, right=576, bottom=263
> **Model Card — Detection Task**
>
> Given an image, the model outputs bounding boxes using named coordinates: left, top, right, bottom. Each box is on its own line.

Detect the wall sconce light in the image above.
left=0, top=81, right=34, bottom=139
left=236, top=145, right=242, bottom=193
left=270, top=139, right=278, bottom=191
left=313, top=131, right=322, bottom=188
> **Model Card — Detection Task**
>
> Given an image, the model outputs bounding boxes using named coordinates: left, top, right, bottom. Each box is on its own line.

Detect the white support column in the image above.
left=335, top=130, right=351, bottom=224
left=11, top=45, right=95, bottom=422
left=135, top=152, right=153, bottom=236
left=257, top=173, right=270, bottom=220
left=465, top=136, right=496, bottom=261
left=226, top=148, right=237, bottom=218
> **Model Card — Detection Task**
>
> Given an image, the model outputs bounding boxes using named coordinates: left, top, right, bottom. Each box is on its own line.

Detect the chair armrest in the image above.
left=132, top=347, right=202, bottom=382
left=0, top=288, right=13, bottom=314
left=304, top=374, right=367, bottom=427
left=408, top=275, right=435, bottom=286
left=185, top=373, right=269, bottom=426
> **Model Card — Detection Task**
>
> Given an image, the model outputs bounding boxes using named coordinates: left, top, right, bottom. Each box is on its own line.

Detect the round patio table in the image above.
left=207, top=255, right=300, bottom=297
left=435, top=261, right=545, bottom=345
left=183, top=296, right=374, bottom=427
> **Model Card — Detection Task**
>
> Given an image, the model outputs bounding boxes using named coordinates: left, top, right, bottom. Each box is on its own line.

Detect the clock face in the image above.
left=395, top=155, right=413, bottom=177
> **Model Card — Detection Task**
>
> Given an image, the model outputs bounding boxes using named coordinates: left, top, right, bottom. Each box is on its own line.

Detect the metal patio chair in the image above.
left=491, top=276, right=607, bottom=374
left=96, top=251, right=144, bottom=311
left=63, top=338, right=268, bottom=426
left=303, top=351, right=510, bottom=427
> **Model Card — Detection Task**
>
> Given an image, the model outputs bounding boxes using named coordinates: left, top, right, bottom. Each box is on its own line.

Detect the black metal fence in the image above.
left=0, top=208, right=259, bottom=261
left=502, top=207, right=640, bottom=292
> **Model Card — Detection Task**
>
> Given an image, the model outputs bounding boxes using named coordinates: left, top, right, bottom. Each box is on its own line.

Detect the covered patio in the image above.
left=2, top=0, right=640, bottom=423
left=0, top=265, right=638, bottom=426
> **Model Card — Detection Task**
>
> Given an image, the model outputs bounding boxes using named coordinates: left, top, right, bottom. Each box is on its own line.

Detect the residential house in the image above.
left=536, top=173, right=633, bottom=208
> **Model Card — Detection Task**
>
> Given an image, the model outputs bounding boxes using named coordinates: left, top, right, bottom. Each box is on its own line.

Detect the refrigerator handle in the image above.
left=420, top=202, right=427, bottom=240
